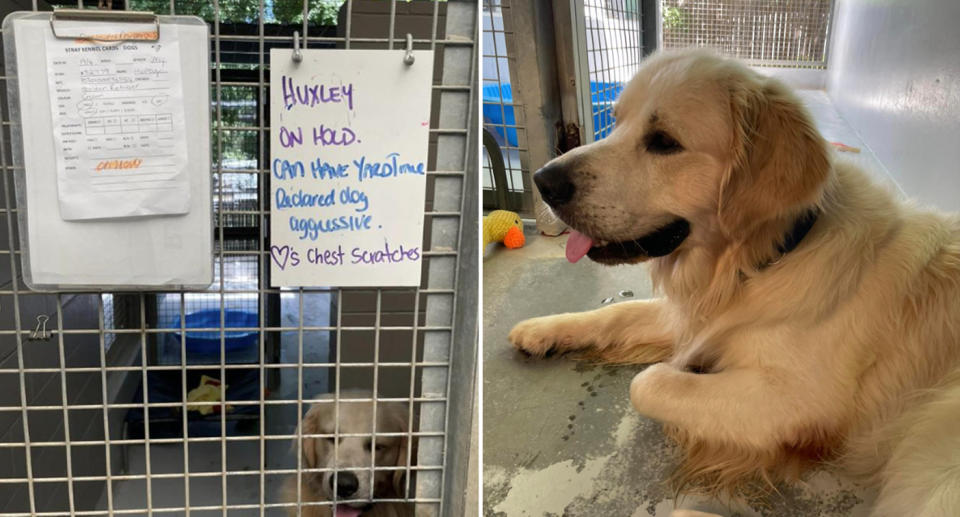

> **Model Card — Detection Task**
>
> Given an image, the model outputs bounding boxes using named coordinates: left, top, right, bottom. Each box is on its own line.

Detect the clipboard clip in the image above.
left=50, top=8, right=160, bottom=43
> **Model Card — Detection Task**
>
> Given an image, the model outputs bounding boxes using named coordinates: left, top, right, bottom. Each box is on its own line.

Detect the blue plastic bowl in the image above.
left=170, top=309, right=258, bottom=356
left=482, top=83, right=518, bottom=147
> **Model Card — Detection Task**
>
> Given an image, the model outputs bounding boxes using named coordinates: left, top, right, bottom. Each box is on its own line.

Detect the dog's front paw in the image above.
left=629, top=363, right=671, bottom=414
left=508, top=315, right=574, bottom=358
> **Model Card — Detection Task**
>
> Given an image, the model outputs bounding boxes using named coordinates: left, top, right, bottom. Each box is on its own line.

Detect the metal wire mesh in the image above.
left=581, top=0, right=643, bottom=141
left=101, top=295, right=116, bottom=350
left=661, top=0, right=834, bottom=69
left=481, top=0, right=527, bottom=203
left=0, top=0, right=475, bottom=515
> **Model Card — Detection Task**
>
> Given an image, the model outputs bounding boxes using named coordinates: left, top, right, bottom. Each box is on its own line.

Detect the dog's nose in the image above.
left=534, top=162, right=575, bottom=207
left=331, top=472, right=360, bottom=498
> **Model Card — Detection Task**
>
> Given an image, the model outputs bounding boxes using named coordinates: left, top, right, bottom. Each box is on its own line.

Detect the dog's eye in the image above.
left=364, top=440, right=388, bottom=451
left=645, top=131, right=683, bottom=154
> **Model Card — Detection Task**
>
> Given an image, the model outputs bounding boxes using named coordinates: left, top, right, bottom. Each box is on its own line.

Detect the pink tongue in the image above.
left=335, top=504, right=362, bottom=517
left=565, top=230, right=594, bottom=263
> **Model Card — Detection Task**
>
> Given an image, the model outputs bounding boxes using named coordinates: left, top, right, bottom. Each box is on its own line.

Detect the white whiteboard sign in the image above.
left=269, top=49, right=433, bottom=287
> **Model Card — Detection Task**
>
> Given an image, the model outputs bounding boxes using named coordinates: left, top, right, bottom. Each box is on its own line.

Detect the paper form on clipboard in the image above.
left=45, top=21, right=190, bottom=220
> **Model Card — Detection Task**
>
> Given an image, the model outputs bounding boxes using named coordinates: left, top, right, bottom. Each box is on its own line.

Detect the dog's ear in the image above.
left=719, top=73, right=829, bottom=238
left=392, top=434, right=410, bottom=497
left=388, top=404, right=413, bottom=498
left=299, top=408, right=321, bottom=469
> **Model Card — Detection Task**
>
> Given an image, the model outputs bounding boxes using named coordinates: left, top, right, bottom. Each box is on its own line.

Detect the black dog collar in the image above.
left=760, top=207, right=820, bottom=269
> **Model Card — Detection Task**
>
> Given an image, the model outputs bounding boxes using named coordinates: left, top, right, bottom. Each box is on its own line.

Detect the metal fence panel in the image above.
left=661, top=0, right=834, bottom=69
left=0, top=0, right=476, bottom=515
left=480, top=0, right=528, bottom=213
left=572, top=0, right=643, bottom=143
left=569, top=0, right=833, bottom=146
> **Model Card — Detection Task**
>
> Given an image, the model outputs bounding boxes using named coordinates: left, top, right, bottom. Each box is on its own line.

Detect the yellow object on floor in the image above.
left=483, top=210, right=525, bottom=249
left=186, top=375, right=232, bottom=415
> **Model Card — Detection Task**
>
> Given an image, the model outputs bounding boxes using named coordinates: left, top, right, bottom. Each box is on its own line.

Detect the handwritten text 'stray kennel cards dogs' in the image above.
left=269, top=48, right=433, bottom=287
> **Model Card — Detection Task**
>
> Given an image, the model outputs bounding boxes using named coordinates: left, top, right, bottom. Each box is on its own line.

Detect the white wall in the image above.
left=827, top=0, right=960, bottom=210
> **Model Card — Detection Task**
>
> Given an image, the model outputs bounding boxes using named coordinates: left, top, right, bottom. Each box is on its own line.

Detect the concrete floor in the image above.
left=483, top=91, right=882, bottom=517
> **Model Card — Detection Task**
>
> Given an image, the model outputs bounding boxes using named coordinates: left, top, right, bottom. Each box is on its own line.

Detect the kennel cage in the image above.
left=660, top=0, right=834, bottom=69
left=570, top=0, right=644, bottom=143
left=571, top=0, right=834, bottom=144
left=480, top=0, right=529, bottom=214
left=0, top=0, right=478, bottom=516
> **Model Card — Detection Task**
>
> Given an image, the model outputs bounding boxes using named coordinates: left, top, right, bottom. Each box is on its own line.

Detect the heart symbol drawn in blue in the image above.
left=270, top=245, right=291, bottom=270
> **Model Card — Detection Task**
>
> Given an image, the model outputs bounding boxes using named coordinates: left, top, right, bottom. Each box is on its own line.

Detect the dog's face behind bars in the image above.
left=295, top=391, right=411, bottom=516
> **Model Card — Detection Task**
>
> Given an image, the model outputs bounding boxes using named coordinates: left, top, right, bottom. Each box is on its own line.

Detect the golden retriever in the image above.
left=284, top=390, right=413, bottom=517
left=509, top=49, right=960, bottom=516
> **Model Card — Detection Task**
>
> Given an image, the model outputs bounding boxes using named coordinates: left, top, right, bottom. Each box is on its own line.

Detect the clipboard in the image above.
left=2, top=9, right=213, bottom=291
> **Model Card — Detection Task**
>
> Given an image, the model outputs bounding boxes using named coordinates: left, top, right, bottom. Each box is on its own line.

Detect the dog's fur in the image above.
left=284, top=391, right=413, bottom=517
left=510, top=49, right=960, bottom=516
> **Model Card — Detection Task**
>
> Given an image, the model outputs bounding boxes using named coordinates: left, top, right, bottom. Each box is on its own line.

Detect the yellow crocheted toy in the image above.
left=186, top=375, right=232, bottom=415
left=483, top=210, right=525, bottom=249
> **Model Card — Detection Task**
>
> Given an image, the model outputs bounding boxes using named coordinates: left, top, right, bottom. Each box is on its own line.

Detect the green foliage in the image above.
left=127, top=0, right=346, bottom=25
left=212, top=86, right=259, bottom=164
left=217, top=86, right=258, bottom=127
left=272, top=0, right=346, bottom=25
left=662, top=5, right=684, bottom=30
left=126, top=0, right=443, bottom=24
